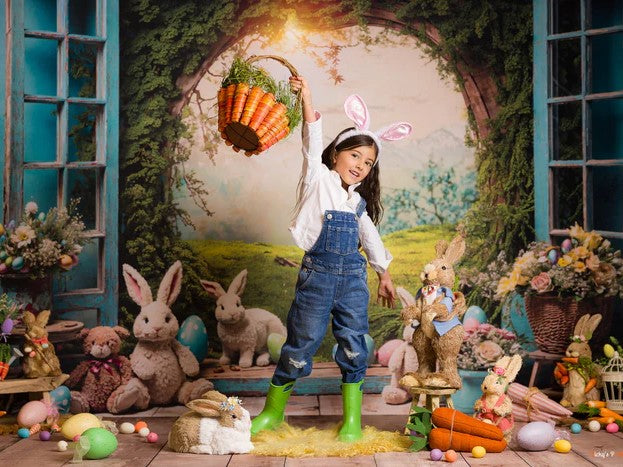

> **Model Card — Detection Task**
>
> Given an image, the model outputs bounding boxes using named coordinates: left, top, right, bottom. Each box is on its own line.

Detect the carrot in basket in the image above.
left=584, top=377, right=597, bottom=393
left=230, top=82, right=250, bottom=123
left=562, top=357, right=578, bottom=364
left=256, top=103, right=287, bottom=138
left=259, top=115, right=289, bottom=144
left=599, top=407, right=623, bottom=422
left=217, top=87, right=227, bottom=131
left=431, top=408, right=504, bottom=440
left=224, top=84, right=236, bottom=124
left=249, top=93, right=277, bottom=130
left=429, top=428, right=507, bottom=453
left=240, top=86, right=265, bottom=126
left=259, top=126, right=290, bottom=151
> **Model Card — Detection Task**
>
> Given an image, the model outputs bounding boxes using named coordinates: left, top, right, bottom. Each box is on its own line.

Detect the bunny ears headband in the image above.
left=335, top=94, right=412, bottom=164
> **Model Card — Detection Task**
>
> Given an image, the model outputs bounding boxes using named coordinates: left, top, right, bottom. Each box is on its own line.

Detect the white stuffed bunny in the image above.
left=200, top=269, right=286, bottom=368
left=107, top=261, right=214, bottom=413
left=168, top=390, right=253, bottom=454
left=473, top=354, right=523, bottom=441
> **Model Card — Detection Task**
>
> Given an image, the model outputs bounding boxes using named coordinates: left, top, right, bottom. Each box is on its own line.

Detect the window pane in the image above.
left=552, top=167, right=583, bottom=229
left=25, top=0, right=56, bottom=31
left=69, top=0, right=97, bottom=36
left=589, top=0, right=623, bottom=28
left=550, top=38, right=581, bottom=97
left=591, top=166, right=623, bottom=232
left=589, top=32, right=623, bottom=94
left=551, top=0, right=581, bottom=34
left=67, top=169, right=97, bottom=230
left=24, top=169, right=58, bottom=214
left=58, top=238, right=99, bottom=291
left=552, top=101, right=582, bottom=160
left=68, top=104, right=98, bottom=162
left=24, top=102, right=58, bottom=163
left=69, top=41, right=98, bottom=98
left=590, top=98, right=623, bottom=159
left=25, top=38, right=57, bottom=96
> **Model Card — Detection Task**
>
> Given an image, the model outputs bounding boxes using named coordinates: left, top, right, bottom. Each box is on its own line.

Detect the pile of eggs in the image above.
left=119, top=420, right=159, bottom=443
left=428, top=448, right=460, bottom=462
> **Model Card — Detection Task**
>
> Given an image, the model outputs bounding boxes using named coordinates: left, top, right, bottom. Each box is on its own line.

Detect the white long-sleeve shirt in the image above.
left=289, top=112, right=393, bottom=273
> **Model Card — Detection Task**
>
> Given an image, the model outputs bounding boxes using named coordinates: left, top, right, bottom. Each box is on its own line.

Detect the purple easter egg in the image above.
left=0, top=263, right=7, bottom=274
left=561, top=238, right=573, bottom=253
left=430, top=448, right=443, bottom=461
left=1, top=318, right=14, bottom=334
left=39, top=431, right=51, bottom=441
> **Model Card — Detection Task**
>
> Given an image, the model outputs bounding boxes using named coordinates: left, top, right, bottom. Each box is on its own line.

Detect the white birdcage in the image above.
left=602, top=351, right=623, bottom=413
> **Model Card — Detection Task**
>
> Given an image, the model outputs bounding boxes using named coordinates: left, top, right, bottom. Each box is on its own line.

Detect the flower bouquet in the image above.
left=0, top=200, right=88, bottom=278
left=457, top=323, right=525, bottom=371
left=495, top=223, right=623, bottom=353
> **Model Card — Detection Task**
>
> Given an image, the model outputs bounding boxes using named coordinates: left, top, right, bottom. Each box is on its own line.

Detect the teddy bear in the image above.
left=65, top=326, right=133, bottom=413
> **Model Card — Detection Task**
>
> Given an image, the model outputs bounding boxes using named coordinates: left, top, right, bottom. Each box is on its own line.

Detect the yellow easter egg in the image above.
left=59, top=254, right=73, bottom=267
left=60, top=413, right=102, bottom=440
left=472, top=446, right=486, bottom=458
left=554, top=439, right=572, bottom=453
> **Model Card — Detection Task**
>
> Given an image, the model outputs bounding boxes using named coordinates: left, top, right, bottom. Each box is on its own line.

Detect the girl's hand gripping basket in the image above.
left=217, top=55, right=302, bottom=156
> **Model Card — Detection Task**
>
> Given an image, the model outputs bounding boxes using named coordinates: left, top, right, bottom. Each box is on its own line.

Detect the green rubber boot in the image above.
left=251, top=381, right=294, bottom=436
left=338, top=380, right=364, bottom=442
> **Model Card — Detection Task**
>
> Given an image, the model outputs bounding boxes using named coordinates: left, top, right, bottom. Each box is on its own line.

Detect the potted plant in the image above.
left=0, top=200, right=89, bottom=313
left=453, top=323, right=525, bottom=413
left=495, top=223, right=623, bottom=354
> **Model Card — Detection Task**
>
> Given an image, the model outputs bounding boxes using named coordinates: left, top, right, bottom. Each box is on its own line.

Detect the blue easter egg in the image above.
left=176, top=315, right=208, bottom=363
left=547, top=248, right=560, bottom=264
left=0, top=251, right=7, bottom=261
left=0, top=235, right=5, bottom=245
left=463, top=305, right=487, bottom=325
left=18, top=428, right=30, bottom=438
left=570, top=423, right=582, bottom=434
left=50, top=385, right=72, bottom=414
left=332, top=334, right=375, bottom=364
left=11, top=256, right=24, bottom=270
left=561, top=238, right=573, bottom=253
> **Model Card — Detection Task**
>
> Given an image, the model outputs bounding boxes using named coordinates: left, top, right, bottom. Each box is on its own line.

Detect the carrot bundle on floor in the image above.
left=431, top=408, right=504, bottom=440
left=429, top=428, right=508, bottom=452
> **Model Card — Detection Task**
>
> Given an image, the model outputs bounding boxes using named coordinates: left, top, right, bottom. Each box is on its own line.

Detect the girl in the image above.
left=251, top=77, right=412, bottom=442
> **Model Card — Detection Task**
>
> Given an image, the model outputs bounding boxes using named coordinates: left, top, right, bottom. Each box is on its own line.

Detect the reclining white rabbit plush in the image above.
left=107, top=261, right=214, bottom=413
left=200, top=269, right=287, bottom=368
left=168, top=390, right=253, bottom=454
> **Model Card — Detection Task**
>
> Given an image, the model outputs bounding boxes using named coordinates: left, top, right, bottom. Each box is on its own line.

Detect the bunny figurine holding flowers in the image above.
left=473, top=354, right=523, bottom=441
left=22, top=310, right=62, bottom=378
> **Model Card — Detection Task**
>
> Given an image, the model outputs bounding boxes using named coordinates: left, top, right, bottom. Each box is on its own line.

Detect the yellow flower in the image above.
left=570, top=245, right=590, bottom=259
left=586, top=253, right=600, bottom=271
left=557, top=255, right=573, bottom=267
left=573, top=261, right=587, bottom=273
left=569, top=222, right=587, bottom=242
left=496, top=276, right=517, bottom=296
left=510, top=267, right=529, bottom=286
left=583, top=231, right=603, bottom=251
left=515, top=251, right=536, bottom=268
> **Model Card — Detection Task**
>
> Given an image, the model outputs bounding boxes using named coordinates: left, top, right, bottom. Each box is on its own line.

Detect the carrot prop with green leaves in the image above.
left=432, top=408, right=504, bottom=440
left=429, top=428, right=508, bottom=452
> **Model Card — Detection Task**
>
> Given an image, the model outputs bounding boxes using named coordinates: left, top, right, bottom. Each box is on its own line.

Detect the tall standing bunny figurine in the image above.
left=473, top=354, right=523, bottom=441
left=22, top=310, right=62, bottom=378
left=557, top=313, right=602, bottom=408
left=107, top=261, right=213, bottom=413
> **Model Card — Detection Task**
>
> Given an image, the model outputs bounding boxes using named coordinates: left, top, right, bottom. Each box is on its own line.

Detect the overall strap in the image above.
left=355, top=198, right=367, bottom=218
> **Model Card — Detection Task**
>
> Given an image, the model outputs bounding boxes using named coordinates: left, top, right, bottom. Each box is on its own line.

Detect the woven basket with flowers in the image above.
left=217, top=55, right=302, bottom=156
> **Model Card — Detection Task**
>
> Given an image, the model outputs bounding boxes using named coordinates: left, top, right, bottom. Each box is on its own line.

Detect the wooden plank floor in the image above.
left=1, top=394, right=623, bottom=466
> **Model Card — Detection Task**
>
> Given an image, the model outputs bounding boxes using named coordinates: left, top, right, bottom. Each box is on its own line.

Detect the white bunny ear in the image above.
left=123, top=264, right=153, bottom=307
left=376, top=122, right=412, bottom=141
left=344, top=94, right=370, bottom=130
left=157, top=260, right=183, bottom=306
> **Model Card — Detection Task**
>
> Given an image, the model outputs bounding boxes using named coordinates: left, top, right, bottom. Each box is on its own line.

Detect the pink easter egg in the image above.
left=146, top=432, right=159, bottom=443
left=606, top=423, right=619, bottom=433
left=0, top=263, right=7, bottom=274
left=463, top=317, right=480, bottom=332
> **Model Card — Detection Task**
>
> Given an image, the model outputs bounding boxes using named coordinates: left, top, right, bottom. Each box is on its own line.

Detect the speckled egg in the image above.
left=176, top=315, right=208, bottom=363
left=17, top=400, right=48, bottom=428
left=517, top=421, right=556, bottom=451
left=554, top=439, right=571, bottom=453
left=588, top=420, right=601, bottom=432
left=561, top=238, right=573, bottom=253
left=119, top=422, right=135, bottom=434
left=81, top=427, right=118, bottom=460
left=138, top=427, right=150, bottom=437
left=570, top=423, right=582, bottom=434
left=267, top=332, right=286, bottom=363
left=50, top=385, right=71, bottom=414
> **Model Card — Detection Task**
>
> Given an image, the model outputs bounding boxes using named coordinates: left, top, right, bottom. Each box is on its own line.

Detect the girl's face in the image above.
left=332, top=145, right=377, bottom=189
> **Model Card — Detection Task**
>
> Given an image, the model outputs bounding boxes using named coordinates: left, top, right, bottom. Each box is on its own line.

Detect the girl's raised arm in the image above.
left=289, top=76, right=316, bottom=123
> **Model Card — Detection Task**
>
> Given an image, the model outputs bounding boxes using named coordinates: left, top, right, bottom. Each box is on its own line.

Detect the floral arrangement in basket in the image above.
left=0, top=200, right=89, bottom=278
left=496, top=223, right=623, bottom=300
left=217, top=55, right=302, bottom=156
left=457, top=323, right=526, bottom=371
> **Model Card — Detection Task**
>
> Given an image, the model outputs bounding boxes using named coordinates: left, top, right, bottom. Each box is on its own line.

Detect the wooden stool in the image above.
left=528, top=350, right=565, bottom=387
left=404, top=386, right=456, bottom=432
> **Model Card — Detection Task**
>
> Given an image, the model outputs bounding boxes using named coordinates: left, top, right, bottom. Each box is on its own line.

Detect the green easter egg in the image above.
left=0, top=251, right=7, bottom=261
left=5, top=256, right=13, bottom=267
left=82, top=427, right=118, bottom=460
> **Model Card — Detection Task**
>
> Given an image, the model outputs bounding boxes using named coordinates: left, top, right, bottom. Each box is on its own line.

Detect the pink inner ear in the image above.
left=169, top=271, right=180, bottom=301
left=377, top=122, right=412, bottom=141
left=344, top=94, right=370, bottom=130
left=127, top=277, right=143, bottom=303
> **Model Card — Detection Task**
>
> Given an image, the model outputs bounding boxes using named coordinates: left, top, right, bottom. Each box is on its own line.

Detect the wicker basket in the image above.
left=218, top=55, right=300, bottom=156
left=524, top=294, right=613, bottom=354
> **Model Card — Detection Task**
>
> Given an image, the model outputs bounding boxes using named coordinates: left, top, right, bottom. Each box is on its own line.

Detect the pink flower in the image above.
left=475, top=340, right=504, bottom=362
left=530, top=272, right=553, bottom=293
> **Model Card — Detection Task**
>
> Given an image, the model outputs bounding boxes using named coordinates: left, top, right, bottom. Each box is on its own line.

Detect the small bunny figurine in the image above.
left=168, top=390, right=253, bottom=454
left=200, top=269, right=286, bottom=368
left=22, top=310, right=62, bottom=378
left=107, top=261, right=213, bottom=413
left=558, top=313, right=602, bottom=408
left=473, top=354, right=523, bottom=441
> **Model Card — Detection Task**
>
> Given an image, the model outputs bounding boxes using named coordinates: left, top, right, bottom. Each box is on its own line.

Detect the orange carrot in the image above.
left=230, top=83, right=250, bottom=123
left=432, top=408, right=504, bottom=440
left=0, top=362, right=8, bottom=380
left=584, top=377, right=597, bottom=393
left=587, top=400, right=606, bottom=408
left=239, top=86, right=265, bottom=126
left=589, top=416, right=615, bottom=425
left=259, top=126, right=290, bottom=151
left=554, top=368, right=562, bottom=380
left=560, top=375, right=569, bottom=385
left=259, top=116, right=289, bottom=146
left=556, top=362, right=568, bottom=375
left=217, top=87, right=227, bottom=131
left=256, top=103, right=287, bottom=138
left=599, top=407, right=623, bottom=422
left=249, top=93, right=276, bottom=130
left=429, top=428, right=507, bottom=453
left=224, top=84, right=236, bottom=124
left=562, top=357, right=578, bottom=364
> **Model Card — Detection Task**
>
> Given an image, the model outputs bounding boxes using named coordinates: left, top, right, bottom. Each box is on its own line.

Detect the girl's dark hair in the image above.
left=321, top=128, right=383, bottom=225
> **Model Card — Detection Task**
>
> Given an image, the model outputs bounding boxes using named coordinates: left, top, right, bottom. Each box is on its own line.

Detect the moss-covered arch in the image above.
left=120, top=1, right=533, bottom=328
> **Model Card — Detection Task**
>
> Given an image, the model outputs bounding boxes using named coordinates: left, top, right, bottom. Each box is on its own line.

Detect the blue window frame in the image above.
left=534, top=0, right=623, bottom=251
left=2, top=0, right=119, bottom=326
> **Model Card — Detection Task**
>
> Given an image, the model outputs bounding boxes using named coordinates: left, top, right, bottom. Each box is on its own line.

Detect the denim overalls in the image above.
left=273, top=200, right=370, bottom=385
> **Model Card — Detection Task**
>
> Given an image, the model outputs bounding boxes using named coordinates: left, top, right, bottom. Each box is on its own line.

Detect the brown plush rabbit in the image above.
left=559, top=313, right=602, bottom=408
left=22, top=310, right=62, bottom=378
